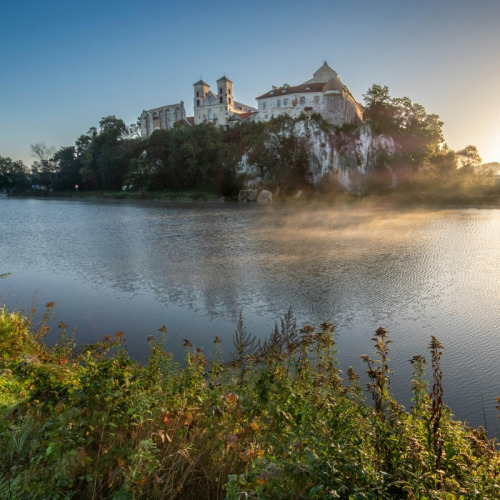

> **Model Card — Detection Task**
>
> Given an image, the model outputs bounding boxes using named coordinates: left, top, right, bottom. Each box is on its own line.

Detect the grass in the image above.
left=0, top=304, right=499, bottom=499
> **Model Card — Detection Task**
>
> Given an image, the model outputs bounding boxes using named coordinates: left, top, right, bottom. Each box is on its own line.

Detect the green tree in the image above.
left=247, top=116, right=311, bottom=192
left=363, top=85, right=444, bottom=165
left=30, top=142, right=58, bottom=191
left=362, top=84, right=398, bottom=134
left=76, top=116, right=140, bottom=191
left=95, top=116, right=129, bottom=190
left=0, top=156, right=29, bottom=192
left=76, top=127, right=99, bottom=189
left=53, top=146, right=81, bottom=190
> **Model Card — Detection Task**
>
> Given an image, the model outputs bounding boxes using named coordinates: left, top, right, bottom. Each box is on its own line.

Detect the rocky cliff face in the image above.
left=300, top=120, right=397, bottom=194
left=243, top=119, right=397, bottom=194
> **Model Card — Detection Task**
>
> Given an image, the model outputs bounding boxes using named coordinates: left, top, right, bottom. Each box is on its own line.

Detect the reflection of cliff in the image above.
left=3, top=199, right=456, bottom=334
left=60, top=202, right=448, bottom=331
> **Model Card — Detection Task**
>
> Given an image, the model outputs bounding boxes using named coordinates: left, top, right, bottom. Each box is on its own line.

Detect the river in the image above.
left=1, top=198, right=499, bottom=437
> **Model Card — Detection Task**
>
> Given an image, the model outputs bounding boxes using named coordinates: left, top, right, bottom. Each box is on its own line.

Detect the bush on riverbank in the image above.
left=1, top=305, right=499, bottom=499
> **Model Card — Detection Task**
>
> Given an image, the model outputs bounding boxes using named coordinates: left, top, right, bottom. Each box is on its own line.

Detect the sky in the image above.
left=1, top=0, right=499, bottom=166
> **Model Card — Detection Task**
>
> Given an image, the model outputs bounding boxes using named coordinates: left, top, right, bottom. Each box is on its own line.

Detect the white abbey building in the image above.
left=255, top=62, right=363, bottom=126
left=139, top=62, right=362, bottom=139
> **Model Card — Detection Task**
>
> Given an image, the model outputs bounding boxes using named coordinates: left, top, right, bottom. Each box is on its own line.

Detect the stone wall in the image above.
left=140, top=102, right=186, bottom=139
left=257, top=89, right=362, bottom=126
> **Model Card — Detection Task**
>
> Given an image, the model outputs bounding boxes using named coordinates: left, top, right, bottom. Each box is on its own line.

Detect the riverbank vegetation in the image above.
left=1, top=85, right=499, bottom=204
left=1, top=305, right=499, bottom=498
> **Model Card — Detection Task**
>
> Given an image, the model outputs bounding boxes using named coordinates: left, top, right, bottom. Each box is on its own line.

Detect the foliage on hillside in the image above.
left=1, top=85, right=499, bottom=200
left=1, top=305, right=499, bottom=499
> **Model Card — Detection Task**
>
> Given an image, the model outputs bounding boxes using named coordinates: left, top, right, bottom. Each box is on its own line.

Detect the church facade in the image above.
left=193, top=76, right=257, bottom=127
left=139, top=102, right=188, bottom=139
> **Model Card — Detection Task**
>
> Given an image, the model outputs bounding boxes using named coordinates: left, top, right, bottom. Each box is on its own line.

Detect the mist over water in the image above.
left=1, top=198, right=499, bottom=437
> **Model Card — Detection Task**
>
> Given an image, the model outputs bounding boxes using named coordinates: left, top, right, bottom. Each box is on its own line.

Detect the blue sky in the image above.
left=1, top=0, right=499, bottom=165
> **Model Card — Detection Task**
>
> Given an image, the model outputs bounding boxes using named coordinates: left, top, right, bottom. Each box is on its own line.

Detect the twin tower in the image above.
left=193, top=76, right=256, bottom=127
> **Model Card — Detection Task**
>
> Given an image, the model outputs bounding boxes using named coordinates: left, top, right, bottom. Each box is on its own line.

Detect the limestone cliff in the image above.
left=242, top=119, right=397, bottom=194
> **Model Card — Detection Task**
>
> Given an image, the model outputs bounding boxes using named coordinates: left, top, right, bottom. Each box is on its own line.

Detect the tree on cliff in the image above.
left=363, top=85, right=444, bottom=165
left=247, top=116, right=311, bottom=192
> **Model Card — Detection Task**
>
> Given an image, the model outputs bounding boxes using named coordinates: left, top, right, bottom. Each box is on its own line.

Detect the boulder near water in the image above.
left=238, top=189, right=259, bottom=202
left=257, top=190, right=273, bottom=203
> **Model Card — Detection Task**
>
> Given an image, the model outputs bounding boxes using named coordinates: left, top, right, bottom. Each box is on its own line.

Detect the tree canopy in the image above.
left=363, top=84, right=444, bottom=164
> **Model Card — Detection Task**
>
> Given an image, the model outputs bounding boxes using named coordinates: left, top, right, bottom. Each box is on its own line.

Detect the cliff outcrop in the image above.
left=242, top=119, right=397, bottom=195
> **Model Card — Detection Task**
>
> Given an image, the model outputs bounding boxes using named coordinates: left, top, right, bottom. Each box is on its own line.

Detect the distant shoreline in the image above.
left=5, top=189, right=500, bottom=209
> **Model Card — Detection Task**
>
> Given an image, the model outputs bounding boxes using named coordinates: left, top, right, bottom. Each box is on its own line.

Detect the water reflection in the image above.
left=0, top=198, right=499, bottom=436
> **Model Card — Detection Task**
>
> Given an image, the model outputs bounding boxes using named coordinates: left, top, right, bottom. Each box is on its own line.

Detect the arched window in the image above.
left=196, top=99, right=200, bottom=107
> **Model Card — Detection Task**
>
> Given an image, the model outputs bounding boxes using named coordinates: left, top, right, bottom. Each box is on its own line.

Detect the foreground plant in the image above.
left=0, top=305, right=499, bottom=499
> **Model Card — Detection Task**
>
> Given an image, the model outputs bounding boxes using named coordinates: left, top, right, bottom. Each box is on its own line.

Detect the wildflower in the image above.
left=249, top=416, right=259, bottom=431
left=183, top=412, right=193, bottom=426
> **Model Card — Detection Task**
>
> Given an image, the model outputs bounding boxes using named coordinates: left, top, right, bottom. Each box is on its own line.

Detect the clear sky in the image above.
left=1, top=0, right=499, bottom=165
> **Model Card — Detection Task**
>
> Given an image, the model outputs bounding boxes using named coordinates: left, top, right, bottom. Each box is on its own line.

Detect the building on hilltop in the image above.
left=255, top=62, right=363, bottom=126
left=140, top=102, right=188, bottom=139
left=193, top=76, right=257, bottom=128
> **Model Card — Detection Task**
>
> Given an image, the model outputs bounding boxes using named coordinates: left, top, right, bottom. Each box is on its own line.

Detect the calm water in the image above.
left=1, top=198, right=499, bottom=437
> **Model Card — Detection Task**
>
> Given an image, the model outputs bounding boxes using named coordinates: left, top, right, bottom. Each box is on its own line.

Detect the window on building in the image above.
left=197, top=91, right=200, bottom=97
left=196, top=99, right=200, bottom=107
left=228, top=88, right=231, bottom=95
left=329, top=97, right=334, bottom=104
left=314, top=96, right=319, bottom=103
left=229, top=98, right=231, bottom=104
left=219, top=88, right=222, bottom=94
left=283, top=99, right=288, bottom=106
left=262, top=102, right=266, bottom=110
left=277, top=99, right=281, bottom=107
left=300, top=96, right=305, bottom=104
left=220, top=96, right=223, bottom=103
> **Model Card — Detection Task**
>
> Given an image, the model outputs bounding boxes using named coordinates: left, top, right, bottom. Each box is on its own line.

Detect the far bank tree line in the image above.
left=1, top=85, right=498, bottom=198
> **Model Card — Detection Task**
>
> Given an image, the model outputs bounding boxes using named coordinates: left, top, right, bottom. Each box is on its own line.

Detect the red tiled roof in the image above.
left=256, top=82, right=325, bottom=100
left=177, top=117, right=195, bottom=127
left=238, top=111, right=258, bottom=119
